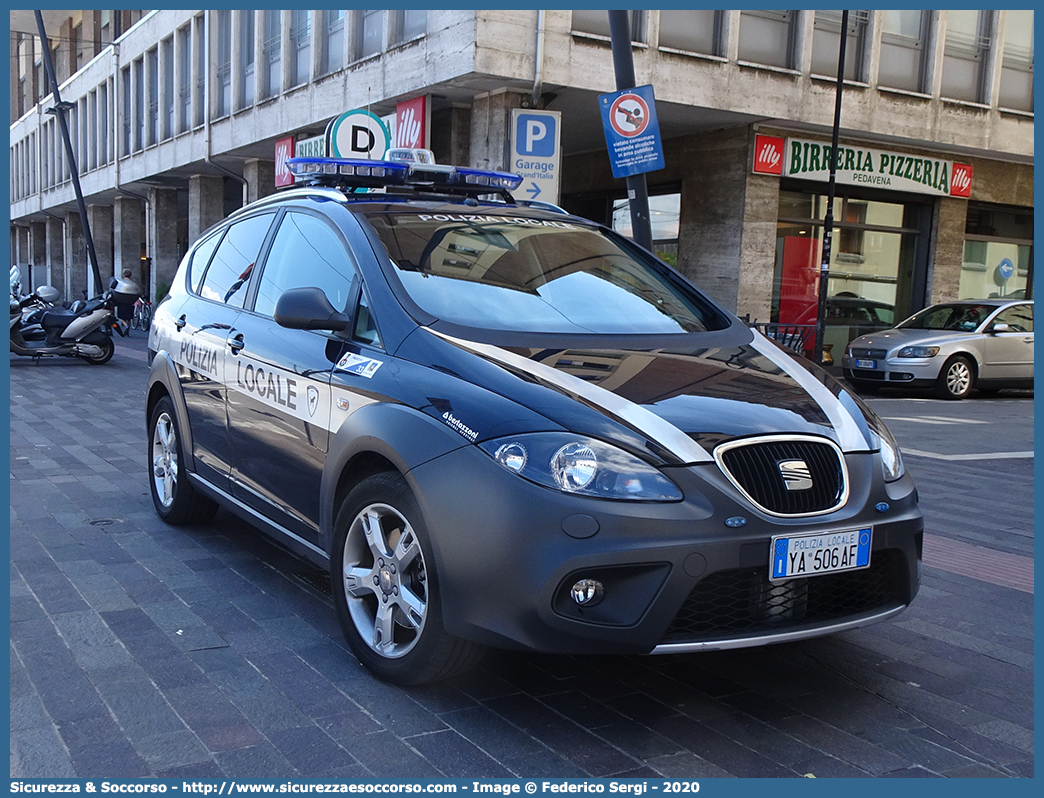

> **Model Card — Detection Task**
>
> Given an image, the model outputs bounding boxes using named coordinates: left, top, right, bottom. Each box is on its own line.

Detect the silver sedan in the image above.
left=842, top=299, right=1034, bottom=399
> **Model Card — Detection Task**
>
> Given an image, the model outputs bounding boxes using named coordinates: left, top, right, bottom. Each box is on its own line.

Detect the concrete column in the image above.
left=189, top=175, right=225, bottom=244
left=86, top=204, right=114, bottom=294
left=64, top=212, right=88, bottom=303
left=148, top=187, right=179, bottom=302
left=29, top=222, right=47, bottom=290
left=929, top=197, right=968, bottom=304
left=114, top=196, right=144, bottom=290
left=244, top=159, right=276, bottom=203
left=45, top=218, right=64, bottom=296
left=468, top=90, right=526, bottom=172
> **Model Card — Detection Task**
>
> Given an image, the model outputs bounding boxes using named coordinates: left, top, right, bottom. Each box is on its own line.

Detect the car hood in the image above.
left=850, top=328, right=966, bottom=351
left=401, top=328, right=877, bottom=464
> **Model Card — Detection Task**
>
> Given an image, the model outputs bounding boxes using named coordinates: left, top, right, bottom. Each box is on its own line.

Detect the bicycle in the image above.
left=131, top=296, right=153, bottom=331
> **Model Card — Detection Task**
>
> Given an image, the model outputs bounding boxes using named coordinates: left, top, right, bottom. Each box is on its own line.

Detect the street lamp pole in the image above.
left=814, top=10, right=849, bottom=366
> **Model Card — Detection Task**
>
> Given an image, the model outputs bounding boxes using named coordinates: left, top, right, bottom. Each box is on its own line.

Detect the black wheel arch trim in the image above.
left=146, top=349, right=196, bottom=469
left=320, top=402, right=472, bottom=556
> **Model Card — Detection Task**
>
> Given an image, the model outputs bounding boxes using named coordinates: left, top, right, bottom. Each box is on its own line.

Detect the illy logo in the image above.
left=778, top=459, right=813, bottom=491
left=753, top=135, right=785, bottom=176
left=950, top=163, right=973, bottom=198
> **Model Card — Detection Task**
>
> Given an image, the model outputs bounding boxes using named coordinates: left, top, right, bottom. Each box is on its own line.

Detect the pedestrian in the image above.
left=114, top=268, right=139, bottom=336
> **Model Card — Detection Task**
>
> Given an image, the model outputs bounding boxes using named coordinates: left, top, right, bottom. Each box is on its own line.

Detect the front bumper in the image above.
left=842, top=353, right=943, bottom=387
left=406, top=444, right=923, bottom=656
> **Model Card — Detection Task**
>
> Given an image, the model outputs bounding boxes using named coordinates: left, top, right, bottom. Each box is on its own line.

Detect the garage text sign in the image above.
left=754, top=135, right=973, bottom=198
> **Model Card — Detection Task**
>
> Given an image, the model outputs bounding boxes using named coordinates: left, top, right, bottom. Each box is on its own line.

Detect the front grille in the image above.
left=661, top=549, right=907, bottom=642
left=716, top=437, right=846, bottom=516
left=849, top=348, right=888, bottom=359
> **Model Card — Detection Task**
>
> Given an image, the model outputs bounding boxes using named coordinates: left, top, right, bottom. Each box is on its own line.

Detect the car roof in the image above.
left=927, top=298, right=1032, bottom=308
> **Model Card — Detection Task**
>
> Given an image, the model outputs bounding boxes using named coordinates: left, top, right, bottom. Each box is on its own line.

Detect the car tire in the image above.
left=331, top=472, right=485, bottom=685
left=934, top=355, right=975, bottom=400
left=148, top=396, right=218, bottom=524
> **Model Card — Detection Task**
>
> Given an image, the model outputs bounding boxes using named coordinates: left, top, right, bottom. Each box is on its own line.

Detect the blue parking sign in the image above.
left=515, top=113, right=557, bottom=157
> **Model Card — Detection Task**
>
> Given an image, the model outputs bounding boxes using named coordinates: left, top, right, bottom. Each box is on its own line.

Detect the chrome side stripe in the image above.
left=749, top=331, right=871, bottom=452
left=428, top=329, right=714, bottom=464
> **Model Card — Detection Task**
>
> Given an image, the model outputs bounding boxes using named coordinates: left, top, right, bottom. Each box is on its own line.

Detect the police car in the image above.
left=146, top=149, right=922, bottom=685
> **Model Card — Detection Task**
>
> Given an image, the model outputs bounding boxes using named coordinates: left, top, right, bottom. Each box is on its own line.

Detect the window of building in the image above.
left=100, top=10, right=111, bottom=45
left=215, top=11, right=232, bottom=116
left=960, top=205, right=1034, bottom=300
left=74, top=23, right=86, bottom=71
left=194, top=15, right=206, bottom=126
left=879, top=10, right=929, bottom=93
left=571, top=10, right=646, bottom=43
left=658, top=10, right=722, bottom=56
left=161, top=37, right=174, bottom=139
left=355, top=10, right=385, bottom=60
left=811, top=10, right=868, bottom=80
left=253, top=212, right=358, bottom=318
left=177, top=26, right=191, bottom=133
left=262, top=10, right=282, bottom=99
left=239, top=12, right=255, bottom=107
left=999, top=10, right=1033, bottom=112
left=133, top=56, right=145, bottom=151
left=99, top=81, right=109, bottom=165
left=88, top=90, right=97, bottom=170
left=941, top=11, right=990, bottom=103
left=146, top=47, right=159, bottom=146
left=738, top=10, right=795, bottom=69
left=390, top=10, right=426, bottom=46
left=121, top=64, right=132, bottom=156
left=320, top=11, right=345, bottom=74
left=289, top=11, right=311, bottom=87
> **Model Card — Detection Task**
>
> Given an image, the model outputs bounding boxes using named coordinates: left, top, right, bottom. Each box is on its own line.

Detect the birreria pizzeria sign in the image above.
left=752, top=134, right=973, bottom=198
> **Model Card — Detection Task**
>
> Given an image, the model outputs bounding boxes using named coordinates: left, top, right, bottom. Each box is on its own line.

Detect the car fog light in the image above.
left=570, top=579, right=604, bottom=607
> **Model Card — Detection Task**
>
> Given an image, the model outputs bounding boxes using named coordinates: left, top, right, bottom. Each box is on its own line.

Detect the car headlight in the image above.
left=897, top=345, right=940, bottom=358
left=478, top=434, right=683, bottom=501
left=856, top=403, right=905, bottom=482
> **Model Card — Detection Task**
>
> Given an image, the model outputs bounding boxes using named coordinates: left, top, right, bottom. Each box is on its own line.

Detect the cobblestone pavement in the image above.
left=9, top=336, right=1034, bottom=778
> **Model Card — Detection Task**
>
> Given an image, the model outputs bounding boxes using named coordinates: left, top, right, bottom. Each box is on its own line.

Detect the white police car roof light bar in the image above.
left=284, top=149, right=523, bottom=199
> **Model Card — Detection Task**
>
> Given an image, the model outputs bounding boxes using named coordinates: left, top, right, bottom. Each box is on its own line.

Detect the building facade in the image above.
left=9, top=9, right=1034, bottom=354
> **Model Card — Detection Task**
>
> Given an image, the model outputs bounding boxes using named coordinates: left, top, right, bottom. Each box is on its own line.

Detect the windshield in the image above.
left=898, top=303, right=993, bottom=332
left=364, top=212, right=725, bottom=335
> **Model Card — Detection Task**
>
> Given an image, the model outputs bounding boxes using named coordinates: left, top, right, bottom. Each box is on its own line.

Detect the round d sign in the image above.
left=327, top=110, right=391, bottom=160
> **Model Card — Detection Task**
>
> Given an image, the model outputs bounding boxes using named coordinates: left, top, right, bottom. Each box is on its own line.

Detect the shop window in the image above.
left=960, top=206, right=1034, bottom=300
left=774, top=190, right=922, bottom=354
left=999, top=10, right=1033, bottom=112
left=879, top=10, right=929, bottom=93
left=941, top=11, right=990, bottom=103
left=612, top=193, right=680, bottom=266
left=658, top=10, right=722, bottom=56
left=811, top=10, right=868, bottom=81
left=738, top=10, right=795, bottom=70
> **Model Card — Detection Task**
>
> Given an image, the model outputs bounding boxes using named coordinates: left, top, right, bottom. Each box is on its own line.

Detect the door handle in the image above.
left=228, top=334, right=245, bottom=354
left=175, top=315, right=187, bottom=331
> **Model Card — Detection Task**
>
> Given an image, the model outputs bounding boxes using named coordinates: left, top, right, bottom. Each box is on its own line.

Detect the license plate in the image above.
left=770, top=528, right=872, bottom=581
left=855, top=359, right=877, bottom=369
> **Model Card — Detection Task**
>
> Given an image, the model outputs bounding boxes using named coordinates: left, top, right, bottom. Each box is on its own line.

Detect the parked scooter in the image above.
left=10, top=272, right=131, bottom=365
left=15, top=284, right=62, bottom=342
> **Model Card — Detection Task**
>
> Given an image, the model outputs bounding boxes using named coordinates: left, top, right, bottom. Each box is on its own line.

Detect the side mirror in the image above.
left=274, top=287, right=350, bottom=332
left=990, top=322, right=1011, bottom=334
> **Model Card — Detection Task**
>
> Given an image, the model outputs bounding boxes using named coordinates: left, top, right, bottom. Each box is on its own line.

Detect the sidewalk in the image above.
left=9, top=337, right=1034, bottom=778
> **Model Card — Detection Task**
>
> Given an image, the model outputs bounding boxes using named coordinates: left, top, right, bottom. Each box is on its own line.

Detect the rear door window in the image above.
left=197, top=213, right=275, bottom=307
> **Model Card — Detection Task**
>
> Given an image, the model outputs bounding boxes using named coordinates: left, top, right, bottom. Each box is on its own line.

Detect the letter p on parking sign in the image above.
left=516, top=112, right=556, bottom=157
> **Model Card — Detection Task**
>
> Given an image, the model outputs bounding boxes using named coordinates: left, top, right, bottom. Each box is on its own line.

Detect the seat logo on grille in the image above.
left=778, top=459, right=813, bottom=491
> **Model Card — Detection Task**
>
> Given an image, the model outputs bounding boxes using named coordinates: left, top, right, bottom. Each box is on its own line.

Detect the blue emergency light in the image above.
left=284, top=150, right=523, bottom=194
